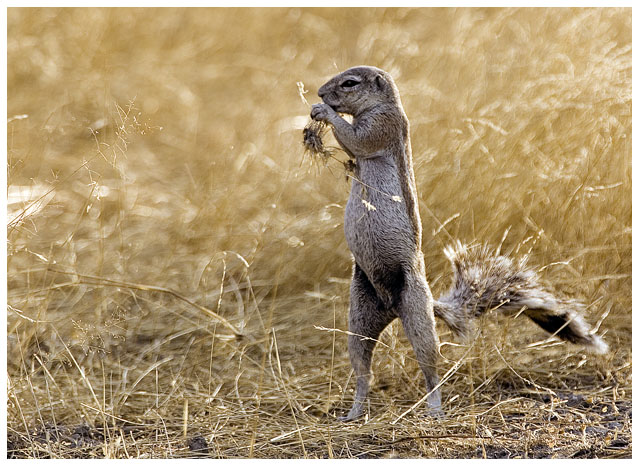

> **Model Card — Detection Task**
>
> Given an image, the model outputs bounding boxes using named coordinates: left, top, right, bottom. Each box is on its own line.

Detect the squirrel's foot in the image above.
left=337, top=414, right=357, bottom=422
left=337, top=402, right=365, bottom=422
left=423, top=406, right=446, bottom=419
left=420, top=389, right=445, bottom=418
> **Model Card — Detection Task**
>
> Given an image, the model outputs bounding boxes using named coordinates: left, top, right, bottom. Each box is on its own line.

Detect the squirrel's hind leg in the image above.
left=340, top=264, right=396, bottom=421
left=397, top=271, right=442, bottom=413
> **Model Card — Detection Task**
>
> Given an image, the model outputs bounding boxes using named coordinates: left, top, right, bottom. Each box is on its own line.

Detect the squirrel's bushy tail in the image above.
left=433, top=241, right=608, bottom=354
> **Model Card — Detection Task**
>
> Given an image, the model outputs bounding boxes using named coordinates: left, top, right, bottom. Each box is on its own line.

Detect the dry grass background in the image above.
left=6, top=7, right=631, bottom=458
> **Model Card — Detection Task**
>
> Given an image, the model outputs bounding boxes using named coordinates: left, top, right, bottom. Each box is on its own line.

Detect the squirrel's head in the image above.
left=317, top=66, right=400, bottom=116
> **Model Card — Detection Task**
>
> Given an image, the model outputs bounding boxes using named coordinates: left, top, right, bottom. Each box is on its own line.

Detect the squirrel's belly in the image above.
left=344, top=187, right=416, bottom=271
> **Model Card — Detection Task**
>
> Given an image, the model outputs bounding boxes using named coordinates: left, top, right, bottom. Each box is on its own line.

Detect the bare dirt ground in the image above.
left=7, top=7, right=631, bottom=458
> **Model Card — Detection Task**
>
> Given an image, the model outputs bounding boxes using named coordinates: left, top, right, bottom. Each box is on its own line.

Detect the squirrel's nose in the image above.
left=318, top=85, right=327, bottom=99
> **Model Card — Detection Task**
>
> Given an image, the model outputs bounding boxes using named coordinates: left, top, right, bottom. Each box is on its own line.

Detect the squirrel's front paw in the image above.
left=310, top=103, right=334, bottom=122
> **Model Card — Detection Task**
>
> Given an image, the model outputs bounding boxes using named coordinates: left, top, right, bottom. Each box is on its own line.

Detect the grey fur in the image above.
left=437, top=241, right=608, bottom=354
left=310, top=66, right=608, bottom=421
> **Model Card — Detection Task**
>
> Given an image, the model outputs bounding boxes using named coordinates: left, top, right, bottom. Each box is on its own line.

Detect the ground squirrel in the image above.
left=309, top=65, right=608, bottom=421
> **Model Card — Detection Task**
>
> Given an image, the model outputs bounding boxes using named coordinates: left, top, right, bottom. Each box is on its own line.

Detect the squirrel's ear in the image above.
left=374, top=74, right=387, bottom=91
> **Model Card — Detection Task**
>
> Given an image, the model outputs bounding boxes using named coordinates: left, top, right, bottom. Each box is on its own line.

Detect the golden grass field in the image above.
left=7, top=7, right=631, bottom=458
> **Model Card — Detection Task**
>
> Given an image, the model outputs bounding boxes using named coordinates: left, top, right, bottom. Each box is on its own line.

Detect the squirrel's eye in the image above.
left=341, top=79, right=359, bottom=88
